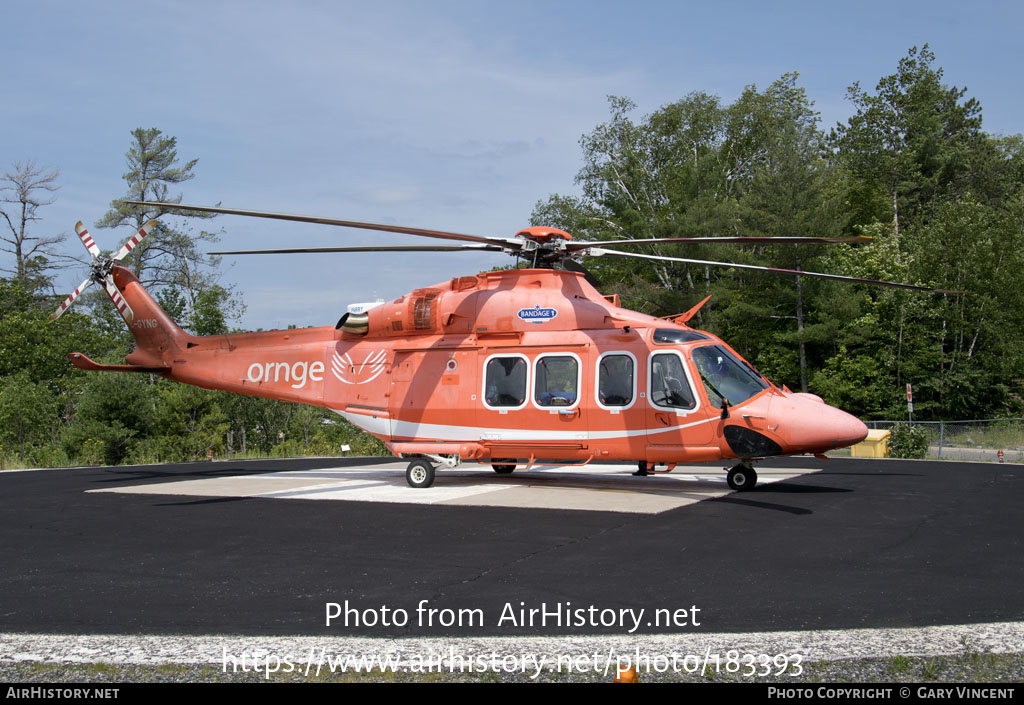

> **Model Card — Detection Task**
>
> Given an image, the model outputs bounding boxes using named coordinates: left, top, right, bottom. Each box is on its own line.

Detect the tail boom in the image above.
left=74, top=265, right=389, bottom=411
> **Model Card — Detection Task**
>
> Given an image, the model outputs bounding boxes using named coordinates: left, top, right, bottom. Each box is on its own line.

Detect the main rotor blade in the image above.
left=588, top=247, right=959, bottom=293
left=567, top=235, right=871, bottom=251
left=562, top=258, right=601, bottom=288
left=112, top=220, right=158, bottom=262
left=121, top=201, right=520, bottom=249
left=51, top=277, right=94, bottom=320
left=210, top=244, right=505, bottom=255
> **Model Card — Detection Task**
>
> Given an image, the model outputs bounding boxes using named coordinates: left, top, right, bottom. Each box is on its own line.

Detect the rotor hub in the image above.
left=90, top=257, right=114, bottom=283
left=515, top=226, right=572, bottom=243
left=514, top=227, right=574, bottom=267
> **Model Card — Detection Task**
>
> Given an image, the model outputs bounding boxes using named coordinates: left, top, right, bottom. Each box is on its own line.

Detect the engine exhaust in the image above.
left=336, top=312, right=369, bottom=336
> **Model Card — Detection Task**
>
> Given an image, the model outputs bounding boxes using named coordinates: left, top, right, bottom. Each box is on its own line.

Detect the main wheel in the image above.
left=492, top=459, right=516, bottom=474
left=727, top=464, right=757, bottom=492
left=406, top=459, right=436, bottom=488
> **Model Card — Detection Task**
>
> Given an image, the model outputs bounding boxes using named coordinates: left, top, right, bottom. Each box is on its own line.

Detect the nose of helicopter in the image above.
left=771, top=393, right=869, bottom=454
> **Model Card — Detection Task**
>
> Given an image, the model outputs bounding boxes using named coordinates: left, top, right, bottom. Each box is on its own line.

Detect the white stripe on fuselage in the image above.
left=332, top=409, right=717, bottom=441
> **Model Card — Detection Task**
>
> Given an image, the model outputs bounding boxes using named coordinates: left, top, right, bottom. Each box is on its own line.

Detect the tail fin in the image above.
left=109, top=264, right=192, bottom=369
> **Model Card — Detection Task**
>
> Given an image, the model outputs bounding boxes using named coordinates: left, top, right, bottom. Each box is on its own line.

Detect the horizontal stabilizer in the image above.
left=68, top=353, right=167, bottom=374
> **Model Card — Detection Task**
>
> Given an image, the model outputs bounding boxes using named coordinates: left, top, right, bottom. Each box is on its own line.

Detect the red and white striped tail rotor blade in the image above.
left=103, top=274, right=134, bottom=324
left=75, top=221, right=101, bottom=259
left=112, top=220, right=157, bottom=262
left=51, top=277, right=95, bottom=320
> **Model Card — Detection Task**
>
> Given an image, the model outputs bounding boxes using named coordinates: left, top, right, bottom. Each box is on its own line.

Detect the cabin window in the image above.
left=597, top=353, right=634, bottom=408
left=534, top=355, right=579, bottom=407
left=691, top=345, right=768, bottom=408
left=650, top=353, right=696, bottom=410
left=484, top=356, right=528, bottom=408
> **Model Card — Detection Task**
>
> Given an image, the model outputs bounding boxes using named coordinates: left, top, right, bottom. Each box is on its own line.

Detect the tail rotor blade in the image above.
left=74, top=222, right=101, bottom=259
left=103, top=274, right=134, bottom=324
left=51, top=277, right=95, bottom=320
left=112, top=220, right=158, bottom=262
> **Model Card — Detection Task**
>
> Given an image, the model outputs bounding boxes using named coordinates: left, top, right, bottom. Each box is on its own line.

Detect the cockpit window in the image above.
left=691, top=345, right=768, bottom=408
left=653, top=328, right=709, bottom=344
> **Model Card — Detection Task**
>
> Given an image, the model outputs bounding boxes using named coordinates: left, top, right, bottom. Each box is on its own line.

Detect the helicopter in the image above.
left=52, top=201, right=946, bottom=490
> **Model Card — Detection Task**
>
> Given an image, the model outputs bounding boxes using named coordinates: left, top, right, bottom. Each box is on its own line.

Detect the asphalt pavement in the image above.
left=0, top=456, right=1021, bottom=638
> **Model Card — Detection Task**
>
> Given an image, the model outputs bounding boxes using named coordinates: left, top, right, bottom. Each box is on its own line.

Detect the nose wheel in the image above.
left=727, top=463, right=758, bottom=491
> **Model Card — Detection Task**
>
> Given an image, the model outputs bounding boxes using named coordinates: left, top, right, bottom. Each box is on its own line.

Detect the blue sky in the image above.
left=3, top=0, right=1022, bottom=329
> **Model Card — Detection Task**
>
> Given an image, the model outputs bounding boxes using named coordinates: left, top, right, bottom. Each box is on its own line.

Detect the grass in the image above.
left=895, top=421, right=1024, bottom=451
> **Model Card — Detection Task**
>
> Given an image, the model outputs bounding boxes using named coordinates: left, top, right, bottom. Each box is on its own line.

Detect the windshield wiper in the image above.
left=698, top=371, right=728, bottom=408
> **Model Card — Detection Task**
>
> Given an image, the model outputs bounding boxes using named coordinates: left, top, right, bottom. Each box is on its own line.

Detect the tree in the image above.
left=0, top=280, right=116, bottom=392
left=824, top=47, right=1024, bottom=418
left=724, top=74, right=838, bottom=391
left=0, top=371, right=60, bottom=457
left=96, top=128, right=243, bottom=331
left=533, top=92, right=734, bottom=313
left=0, top=161, right=68, bottom=293
left=97, top=128, right=214, bottom=285
left=829, top=45, right=984, bottom=235
left=533, top=76, right=838, bottom=391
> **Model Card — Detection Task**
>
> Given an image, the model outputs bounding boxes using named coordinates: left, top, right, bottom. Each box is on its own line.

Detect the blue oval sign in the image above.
left=517, top=305, right=558, bottom=324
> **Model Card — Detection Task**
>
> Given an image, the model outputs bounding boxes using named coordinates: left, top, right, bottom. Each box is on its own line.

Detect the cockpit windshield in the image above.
left=690, top=345, right=768, bottom=408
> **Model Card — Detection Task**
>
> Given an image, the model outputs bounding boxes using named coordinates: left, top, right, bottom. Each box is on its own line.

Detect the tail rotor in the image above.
left=51, top=220, right=157, bottom=324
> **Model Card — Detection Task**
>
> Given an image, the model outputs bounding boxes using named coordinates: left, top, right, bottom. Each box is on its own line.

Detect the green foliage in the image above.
left=0, top=125, right=384, bottom=469
left=829, top=45, right=986, bottom=233
left=6, top=53, right=1024, bottom=470
left=156, top=287, right=187, bottom=321
left=888, top=423, right=929, bottom=459
left=533, top=47, right=1024, bottom=421
left=0, top=371, right=59, bottom=455
left=141, top=383, right=229, bottom=462
left=61, top=418, right=137, bottom=466
left=189, top=285, right=231, bottom=336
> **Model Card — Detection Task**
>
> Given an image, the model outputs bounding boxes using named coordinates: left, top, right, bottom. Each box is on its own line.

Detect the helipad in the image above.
left=88, top=462, right=817, bottom=514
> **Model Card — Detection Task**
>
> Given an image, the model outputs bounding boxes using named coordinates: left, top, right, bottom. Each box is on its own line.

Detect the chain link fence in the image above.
left=865, top=419, right=1024, bottom=462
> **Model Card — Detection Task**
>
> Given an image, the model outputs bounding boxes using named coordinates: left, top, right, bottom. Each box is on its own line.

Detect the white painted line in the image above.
left=1, top=622, right=1021, bottom=666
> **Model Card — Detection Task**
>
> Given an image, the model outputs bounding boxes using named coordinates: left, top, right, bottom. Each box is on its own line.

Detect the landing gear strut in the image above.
left=726, top=463, right=758, bottom=492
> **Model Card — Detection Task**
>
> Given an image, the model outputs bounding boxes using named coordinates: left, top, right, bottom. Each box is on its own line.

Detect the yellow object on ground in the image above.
left=851, top=429, right=891, bottom=458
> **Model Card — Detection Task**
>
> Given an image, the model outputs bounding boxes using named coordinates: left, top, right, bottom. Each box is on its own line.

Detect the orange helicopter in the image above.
left=52, top=202, right=944, bottom=490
